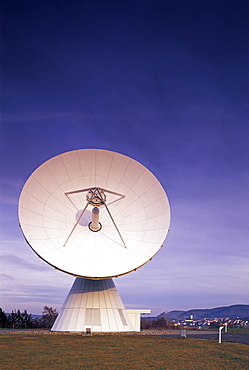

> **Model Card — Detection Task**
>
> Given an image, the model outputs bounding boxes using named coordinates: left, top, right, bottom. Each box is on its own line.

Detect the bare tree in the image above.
left=42, top=306, right=58, bottom=328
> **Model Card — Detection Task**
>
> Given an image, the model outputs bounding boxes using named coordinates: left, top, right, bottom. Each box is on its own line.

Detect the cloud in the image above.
left=0, top=177, right=23, bottom=206
left=0, top=254, right=49, bottom=271
left=0, top=273, right=14, bottom=282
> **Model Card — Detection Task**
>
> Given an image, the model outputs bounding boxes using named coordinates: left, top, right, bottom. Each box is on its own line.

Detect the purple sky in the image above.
left=1, top=0, right=248, bottom=316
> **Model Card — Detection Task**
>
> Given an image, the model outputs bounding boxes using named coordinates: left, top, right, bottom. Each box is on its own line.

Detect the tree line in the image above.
left=0, top=306, right=58, bottom=329
left=141, top=317, right=175, bottom=330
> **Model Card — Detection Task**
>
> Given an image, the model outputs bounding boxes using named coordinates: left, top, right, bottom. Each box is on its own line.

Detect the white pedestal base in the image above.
left=51, top=277, right=134, bottom=332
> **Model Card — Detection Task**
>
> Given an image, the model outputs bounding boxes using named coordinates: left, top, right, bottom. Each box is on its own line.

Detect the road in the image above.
left=160, top=330, right=249, bottom=345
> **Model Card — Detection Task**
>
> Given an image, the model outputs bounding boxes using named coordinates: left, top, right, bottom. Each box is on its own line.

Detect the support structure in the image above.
left=52, top=278, right=135, bottom=332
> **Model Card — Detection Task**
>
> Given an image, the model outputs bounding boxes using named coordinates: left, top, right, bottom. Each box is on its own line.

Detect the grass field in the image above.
left=224, top=328, right=249, bottom=334
left=1, top=334, right=249, bottom=369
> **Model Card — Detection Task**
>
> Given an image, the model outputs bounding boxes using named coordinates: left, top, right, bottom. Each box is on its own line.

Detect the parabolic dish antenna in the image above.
left=18, top=149, right=170, bottom=332
left=19, top=149, right=170, bottom=279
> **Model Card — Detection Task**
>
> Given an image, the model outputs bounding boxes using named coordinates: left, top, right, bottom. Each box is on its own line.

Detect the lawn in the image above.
left=1, top=333, right=249, bottom=369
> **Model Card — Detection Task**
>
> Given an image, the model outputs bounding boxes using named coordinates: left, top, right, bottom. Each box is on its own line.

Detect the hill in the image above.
left=157, top=304, right=249, bottom=320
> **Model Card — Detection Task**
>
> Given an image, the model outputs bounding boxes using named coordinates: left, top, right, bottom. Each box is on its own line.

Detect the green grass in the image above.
left=202, top=327, right=249, bottom=333
left=225, top=328, right=249, bottom=334
left=1, top=334, right=249, bottom=370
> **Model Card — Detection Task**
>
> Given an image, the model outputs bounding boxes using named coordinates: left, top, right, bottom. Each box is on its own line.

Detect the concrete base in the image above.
left=51, top=277, right=135, bottom=332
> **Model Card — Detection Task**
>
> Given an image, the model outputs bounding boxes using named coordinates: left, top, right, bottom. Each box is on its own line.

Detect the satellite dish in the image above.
left=18, top=149, right=170, bottom=332
left=19, top=149, right=170, bottom=279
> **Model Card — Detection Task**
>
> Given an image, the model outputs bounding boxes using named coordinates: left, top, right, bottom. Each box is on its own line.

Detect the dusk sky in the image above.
left=1, top=0, right=248, bottom=316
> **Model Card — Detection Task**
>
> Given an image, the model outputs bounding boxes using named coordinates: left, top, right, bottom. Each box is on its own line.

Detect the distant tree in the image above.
left=42, top=306, right=58, bottom=328
left=152, top=317, right=174, bottom=330
left=16, top=309, right=23, bottom=328
left=21, top=310, right=33, bottom=328
left=7, top=310, right=19, bottom=329
left=32, top=317, right=42, bottom=329
left=209, top=320, right=221, bottom=329
left=141, top=319, right=152, bottom=330
left=5, top=309, right=34, bottom=329
left=0, top=308, right=7, bottom=328
left=152, top=317, right=166, bottom=329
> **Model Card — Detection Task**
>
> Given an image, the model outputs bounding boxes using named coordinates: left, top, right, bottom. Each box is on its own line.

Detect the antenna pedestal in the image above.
left=51, top=278, right=135, bottom=332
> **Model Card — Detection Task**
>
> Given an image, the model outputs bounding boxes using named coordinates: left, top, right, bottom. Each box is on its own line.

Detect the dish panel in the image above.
left=18, top=149, right=170, bottom=278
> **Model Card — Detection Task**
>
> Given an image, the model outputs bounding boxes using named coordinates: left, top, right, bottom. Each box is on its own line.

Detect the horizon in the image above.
left=1, top=0, right=248, bottom=317
left=3, top=303, right=248, bottom=317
